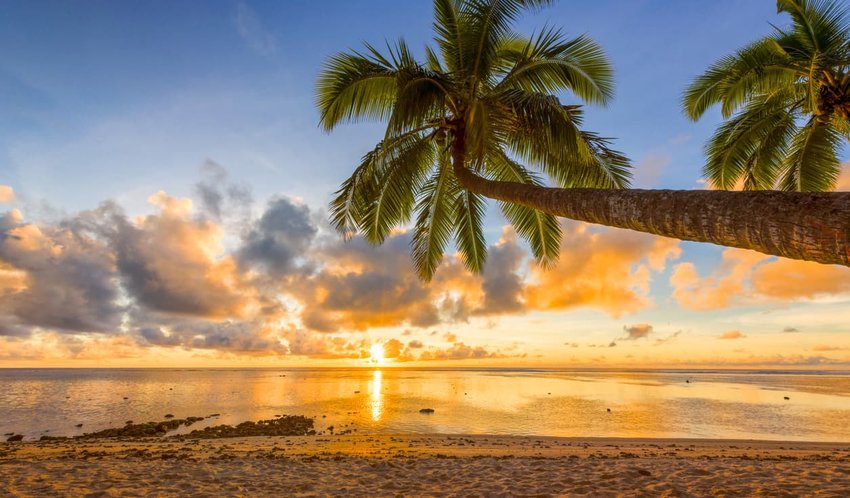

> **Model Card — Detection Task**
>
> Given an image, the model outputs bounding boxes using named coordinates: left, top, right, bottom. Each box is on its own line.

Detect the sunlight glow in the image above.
left=369, top=343, right=385, bottom=364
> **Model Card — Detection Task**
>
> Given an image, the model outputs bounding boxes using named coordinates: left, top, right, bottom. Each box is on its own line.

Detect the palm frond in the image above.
left=779, top=116, right=843, bottom=191
left=682, top=38, right=794, bottom=120
left=486, top=147, right=561, bottom=266
left=703, top=93, right=800, bottom=189
left=316, top=51, right=398, bottom=132
left=496, top=28, right=614, bottom=105
left=777, top=0, right=850, bottom=55
left=453, top=186, right=488, bottom=274
left=433, top=0, right=465, bottom=74
left=411, top=153, right=459, bottom=281
left=461, top=0, right=554, bottom=91
left=359, top=135, right=437, bottom=244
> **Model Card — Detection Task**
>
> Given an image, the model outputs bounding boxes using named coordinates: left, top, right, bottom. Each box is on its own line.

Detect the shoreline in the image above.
left=3, top=434, right=849, bottom=496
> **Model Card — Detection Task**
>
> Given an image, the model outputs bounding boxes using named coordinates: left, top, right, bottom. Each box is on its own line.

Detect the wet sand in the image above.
left=2, top=434, right=849, bottom=496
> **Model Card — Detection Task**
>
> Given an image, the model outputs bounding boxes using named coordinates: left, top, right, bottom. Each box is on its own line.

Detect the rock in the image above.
left=685, top=380, right=690, bottom=384
left=40, top=435, right=68, bottom=441
left=6, top=434, right=23, bottom=442
left=419, top=408, right=435, bottom=414
left=354, top=390, right=360, bottom=394
left=3, top=432, right=13, bottom=436
left=164, top=414, right=174, bottom=419
left=125, top=420, right=133, bottom=425
left=123, top=397, right=128, bottom=400
left=207, top=413, right=220, bottom=418
left=607, top=408, right=611, bottom=412
left=784, top=396, right=790, bottom=400
left=75, top=424, right=83, bottom=428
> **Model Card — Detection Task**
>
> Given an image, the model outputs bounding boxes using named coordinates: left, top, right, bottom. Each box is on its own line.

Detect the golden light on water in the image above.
left=370, top=369, right=383, bottom=421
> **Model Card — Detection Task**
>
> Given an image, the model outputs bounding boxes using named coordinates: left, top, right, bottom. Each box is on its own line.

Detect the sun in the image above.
left=369, top=343, right=385, bottom=364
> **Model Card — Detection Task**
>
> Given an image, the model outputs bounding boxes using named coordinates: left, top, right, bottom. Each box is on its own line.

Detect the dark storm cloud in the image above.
left=474, top=234, right=525, bottom=316
left=238, top=197, right=317, bottom=278
left=297, top=234, right=440, bottom=332
left=0, top=207, right=122, bottom=335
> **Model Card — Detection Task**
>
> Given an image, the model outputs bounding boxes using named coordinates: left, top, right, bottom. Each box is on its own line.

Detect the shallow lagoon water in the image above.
left=1, top=368, right=848, bottom=441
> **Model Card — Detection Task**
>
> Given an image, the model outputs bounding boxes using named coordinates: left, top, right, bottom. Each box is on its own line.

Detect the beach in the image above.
left=2, top=434, right=849, bottom=496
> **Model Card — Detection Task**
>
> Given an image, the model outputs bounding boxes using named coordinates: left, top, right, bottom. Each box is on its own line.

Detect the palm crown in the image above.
left=317, top=0, right=631, bottom=281
left=684, top=0, right=850, bottom=192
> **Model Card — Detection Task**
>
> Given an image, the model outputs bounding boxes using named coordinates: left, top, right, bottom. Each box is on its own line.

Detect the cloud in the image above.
left=718, top=330, right=745, bottom=340
left=194, top=160, right=252, bottom=222
left=524, top=222, right=681, bottom=317
left=0, top=186, right=14, bottom=204
left=812, top=344, right=844, bottom=352
left=238, top=197, right=316, bottom=278
left=295, top=233, right=441, bottom=332
left=633, top=152, right=672, bottom=188
left=653, top=330, right=682, bottom=345
left=671, top=248, right=850, bottom=311
left=473, top=229, right=525, bottom=315
left=407, top=340, right=423, bottom=349
left=622, top=323, right=653, bottom=340
left=0, top=207, right=122, bottom=335
left=110, top=192, right=254, bottom=318
left=234, top=3, right=277, bottom=56
left=416, top=341, right=509, bottom=361
left=782, top=327, right=800, bottom=333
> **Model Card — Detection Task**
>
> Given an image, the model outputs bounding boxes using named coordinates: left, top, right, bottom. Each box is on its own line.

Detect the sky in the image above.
left=1, top=0, right=849, bottom=368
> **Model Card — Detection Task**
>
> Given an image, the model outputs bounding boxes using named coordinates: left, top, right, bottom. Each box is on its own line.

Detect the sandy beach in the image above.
left=2, top=434, right=849, bottom=496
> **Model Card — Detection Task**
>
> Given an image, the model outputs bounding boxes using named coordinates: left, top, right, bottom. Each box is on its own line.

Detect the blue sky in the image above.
left=1, top=1, right=849, bottom=367
left=1, top=0, right=787, bottom=212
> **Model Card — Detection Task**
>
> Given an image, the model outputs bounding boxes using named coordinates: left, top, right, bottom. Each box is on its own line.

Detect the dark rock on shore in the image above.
left=419, top=408, right=435, bottom=414
left=76, top=417, right=200, bottom=439
left=173, top=415, right=315, bottom=440
left=164, top=414, right=174, bottom=419
left=39, top=435, right=68, bottom=441
left=6, top=434, right=23, bottom=442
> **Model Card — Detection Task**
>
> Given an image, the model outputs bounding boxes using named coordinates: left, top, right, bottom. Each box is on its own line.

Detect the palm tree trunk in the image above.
left=450, top=141, right=850, bottom=267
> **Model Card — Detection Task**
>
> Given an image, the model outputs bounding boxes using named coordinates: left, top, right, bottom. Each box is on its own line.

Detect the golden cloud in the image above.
left=671, top=248, right=850, bottom=310
left=524, top=222, right=681, bottom=317
left=0, top=185, right=14, bottom=204
left=718, top=330, right=746, bottom=340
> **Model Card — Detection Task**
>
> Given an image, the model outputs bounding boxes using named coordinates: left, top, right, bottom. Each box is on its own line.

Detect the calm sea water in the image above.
left=1, top=369, right=849, bottom=442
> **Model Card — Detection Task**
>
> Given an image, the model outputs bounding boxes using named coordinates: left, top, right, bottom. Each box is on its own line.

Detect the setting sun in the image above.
left=369, top=343, right=386, bottom=364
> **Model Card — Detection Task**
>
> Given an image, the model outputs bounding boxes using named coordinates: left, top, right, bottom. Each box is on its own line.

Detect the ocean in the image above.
left=1, top=368, right=848, bottom=442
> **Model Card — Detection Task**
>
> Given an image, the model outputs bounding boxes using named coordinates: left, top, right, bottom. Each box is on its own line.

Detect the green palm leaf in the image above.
left=686, top=0, right=850, bottom=192
left=411, top=153, right=458, bottom=281
left=359, top=136, right=436, bottom=244
left=487, top=148, right=561, bottom=266
left=779, top=117, right=843, bottom=191
left=453, top=187, right=488, bottom=273
left=320, top=0, right=630, bottom=279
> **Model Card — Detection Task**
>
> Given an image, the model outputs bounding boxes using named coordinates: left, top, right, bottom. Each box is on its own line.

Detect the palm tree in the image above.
left=684, top=0, right=850, bottom=192
left=317, top=0, right=850, bottom=277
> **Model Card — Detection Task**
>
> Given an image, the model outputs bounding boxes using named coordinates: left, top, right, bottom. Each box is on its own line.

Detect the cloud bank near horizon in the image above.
left=1, top=169, right=849, bottom=366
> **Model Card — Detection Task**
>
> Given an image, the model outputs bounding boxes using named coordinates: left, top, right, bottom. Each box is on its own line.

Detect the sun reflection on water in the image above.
left=370, top=369, right=383, bottom=421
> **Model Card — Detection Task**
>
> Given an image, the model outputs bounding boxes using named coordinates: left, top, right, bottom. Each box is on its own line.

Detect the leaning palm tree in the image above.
left=318, top=0, right=850, bottom=276
left=684, top=0, right=850, bottom=192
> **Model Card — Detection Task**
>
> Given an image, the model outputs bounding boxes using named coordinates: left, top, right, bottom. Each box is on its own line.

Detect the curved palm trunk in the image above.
left=450, top=144, right=850, bottom=267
